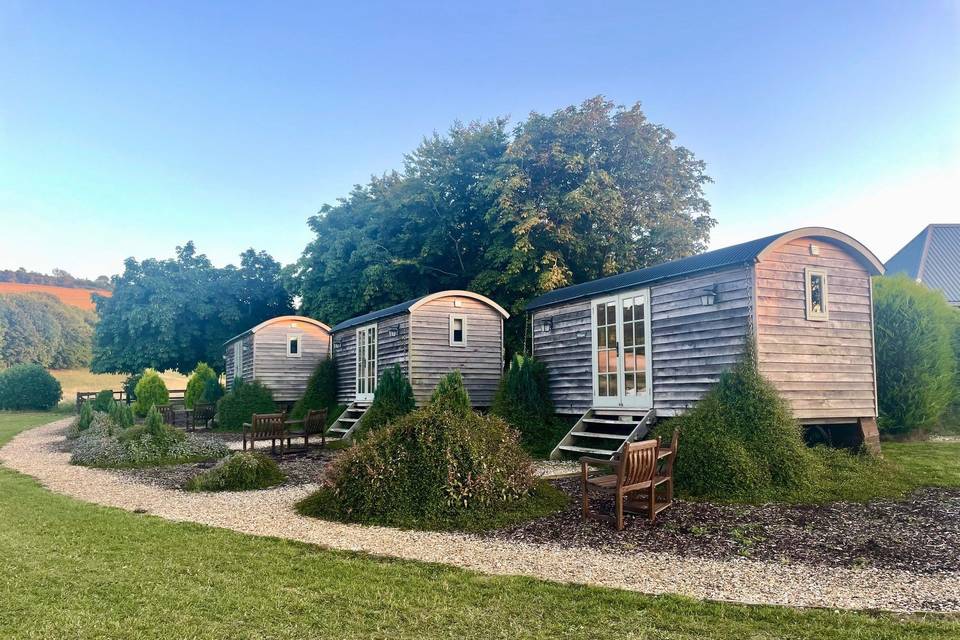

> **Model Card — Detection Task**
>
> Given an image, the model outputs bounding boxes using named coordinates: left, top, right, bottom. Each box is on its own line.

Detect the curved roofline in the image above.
left=408, top=290, right=510, bottom=319
left=224, top=315, right=331, bottom=345
left=756, top=227, right=885, bottom=275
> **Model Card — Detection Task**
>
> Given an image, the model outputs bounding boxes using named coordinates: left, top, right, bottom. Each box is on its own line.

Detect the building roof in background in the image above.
left=330, top=290, right=509, bottom=333
left=885, top=224, right=960, bottom=306
left=526, top=227, right=885, bottom=311
left=223, top=315, right=331, bottom=345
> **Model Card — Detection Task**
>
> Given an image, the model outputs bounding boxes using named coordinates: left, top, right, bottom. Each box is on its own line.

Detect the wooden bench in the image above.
left=242, top=412, right=288, bottom=453
left=581, top=438, right=672, bottom=530
left=285, top=409, right=328, bottom=449
left=189, top=403, right=216, bottom=432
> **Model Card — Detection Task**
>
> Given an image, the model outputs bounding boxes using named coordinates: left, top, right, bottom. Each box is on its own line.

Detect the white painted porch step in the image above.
left=572, top=432, right=628, bottom=440
left=337, top=417, right=359, bottom=423
left=583, top=417, right=637, bottom=425
left=558, top=444, right=618, bottom=456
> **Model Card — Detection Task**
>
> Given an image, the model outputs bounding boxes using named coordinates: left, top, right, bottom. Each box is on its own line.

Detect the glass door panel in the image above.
left=591, top=290, right=652, bottom=409
left=355, top=325, right=377, bottom=402
left=593, top=299, right=619, bottom=406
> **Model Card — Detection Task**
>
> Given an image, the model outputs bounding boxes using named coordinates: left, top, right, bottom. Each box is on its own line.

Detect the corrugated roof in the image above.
left=330, top=297, right=423, bottom=333
left=887, top=224, right=960, bottom=306
left=525, top=232, right=785, bottom=311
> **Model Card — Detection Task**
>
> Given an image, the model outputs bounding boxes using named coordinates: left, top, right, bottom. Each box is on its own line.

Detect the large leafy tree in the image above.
left=92, top=243, right=292, bottom=374
left=0, top=293, right=95, bottom=368
left=289, top=96, right=714, bottom=353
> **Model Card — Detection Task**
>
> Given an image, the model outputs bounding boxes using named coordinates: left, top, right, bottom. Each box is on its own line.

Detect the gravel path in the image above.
left=3, top=418, right=959, bottom=613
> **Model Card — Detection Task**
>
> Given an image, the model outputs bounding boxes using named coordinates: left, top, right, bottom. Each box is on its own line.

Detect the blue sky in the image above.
left=1, top=1, right=957, bottom=278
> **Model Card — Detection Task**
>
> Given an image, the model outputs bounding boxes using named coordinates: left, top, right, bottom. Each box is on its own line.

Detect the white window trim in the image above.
left=805, top=267, right=830, bottom=321
left=286, top=333, right=303, bottom=358
left=449, top=315, right=467, bottom=346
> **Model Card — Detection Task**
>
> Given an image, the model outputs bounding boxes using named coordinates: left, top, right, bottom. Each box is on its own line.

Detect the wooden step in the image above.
left=337, top=417, right=359, bottom=423
left=558, top=445, right=617, bottom=457
left=328, top=427, right=350, bottom=434
left=573, top=431, right=628, bottom=440
left=583, top=417, right=637, bottom=425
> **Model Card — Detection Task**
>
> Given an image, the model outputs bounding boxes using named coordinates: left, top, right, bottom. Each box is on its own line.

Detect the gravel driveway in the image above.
left=3, top=418, right=959, bottom=613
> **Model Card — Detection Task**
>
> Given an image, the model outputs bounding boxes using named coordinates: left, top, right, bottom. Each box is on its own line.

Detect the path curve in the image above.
left=3, top=418, right=959, bottom=613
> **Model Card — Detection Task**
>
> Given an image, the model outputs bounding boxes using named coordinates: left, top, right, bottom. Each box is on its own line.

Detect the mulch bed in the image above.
left=482, top=478, right=960, bottom=574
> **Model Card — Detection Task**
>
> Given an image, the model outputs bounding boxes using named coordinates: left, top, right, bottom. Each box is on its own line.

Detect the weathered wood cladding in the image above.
left=376, top=314, right=409, bottom=376
left=224, top=334, right=254, bottom=388
left=650, top=266, right=753, bottom=416
left=251, top=321, right=331, bottom=402
left=409, top=296, right=503, bottom=406
left=531, top=301, right=593, bottom=413
left=331, top=313, right=408, bottom=404
left=755, top=237, right=877, bottom=420
left=333, top=331, right=357, bottom=404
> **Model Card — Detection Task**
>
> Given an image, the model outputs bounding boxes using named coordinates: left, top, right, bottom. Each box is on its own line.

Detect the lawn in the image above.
left=0, top=413, right=957, bottom=639
left=51, top=368, right=189, bottom=405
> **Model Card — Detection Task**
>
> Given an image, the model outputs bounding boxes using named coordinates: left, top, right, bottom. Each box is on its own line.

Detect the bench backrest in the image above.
left=302, top=409, right=328, bottom=435
left=249, top=412, right=287, bottom=439
left=620, top=439, right=659, bottom=487
left=193, top=403, right=215, bottom=424
left=157, top=405, right=175, bottom=425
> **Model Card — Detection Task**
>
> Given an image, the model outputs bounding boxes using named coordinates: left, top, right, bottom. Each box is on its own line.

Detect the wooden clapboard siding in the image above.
left=409, top=295, right=503, bottom=406
left=650, top=266, right=753, bottom=416
left=531, top=300, right=593, bottom=413
left=755, top=237, right=877, bottom=419
left=252, top=321, right=331, bottom=402
left=333, top=331, right=357, bottom=404
left=376, top=314, right=409, bottom=376
left=224, top=335, right=254, bottom=388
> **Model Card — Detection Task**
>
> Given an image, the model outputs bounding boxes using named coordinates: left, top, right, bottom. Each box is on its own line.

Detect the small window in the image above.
left=805, top=268, right=829, bottom=321
left=287, top=334, right=303, bottom=357
left=449, top=315, right=466, bottom=346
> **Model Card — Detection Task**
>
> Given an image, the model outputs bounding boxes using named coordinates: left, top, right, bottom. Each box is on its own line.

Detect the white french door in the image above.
left=355, top=324, right=377, bottom=402
left=590, top=289, right=652, bottom=409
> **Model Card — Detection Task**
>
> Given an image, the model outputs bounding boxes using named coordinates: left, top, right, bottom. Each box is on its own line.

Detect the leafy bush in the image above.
left=290, top=358, right=338, bottom=421
left=215, top=379, right=276, bottom=430
left=0, top=363, right=62, bottom=410
left=185, top=452, right=286, bottom=492
left=108, top=400, right=134, bottom=429
left=184, top=362, right=218, bottom=409
left=874, top=275, right=956, bottom=435
left=298, top=403, right=537, bottom=529
left=91, top=389, right=115, bottom=412
left=123, top=372, right=142, bottom=401
left=653, top=344, right=813, bottom=501
left=430, top=370, right=471, bottom=415
left=202, top=377, right=225, bottom=406
left=77, top=402, right=94, bottom=431
left=360, top=365, right=415, bottom=433
left=132, top=369, right=169, bottom=417
left=491, top=355, right=564, bottom=456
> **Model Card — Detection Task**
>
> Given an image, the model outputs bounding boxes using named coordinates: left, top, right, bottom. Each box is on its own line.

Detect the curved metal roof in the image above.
left=526, top=227, right=884, bottom=312
left=330, top=290, right=509, bottom=333
left=223, top=315, right=331, bottom=346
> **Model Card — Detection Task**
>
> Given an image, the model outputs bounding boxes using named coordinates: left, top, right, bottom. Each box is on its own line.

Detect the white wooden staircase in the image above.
left=549, top=408, right=656, bottom=461
left=326, top=402, right=370, bottom=442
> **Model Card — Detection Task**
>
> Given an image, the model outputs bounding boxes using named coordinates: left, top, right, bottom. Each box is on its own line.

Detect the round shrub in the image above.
left=302, top=403, right=535, bottom=528
left=215, top=379, right=275, bottom=430
left=132, top=369, right=169, bottom=417
left=91, top=389, right=115, bottom=412
left=185, top=452, right=286, bottom=492
left=202, top=377, right=225, bottom=406
left=430, top=370, right=470, bottom=415
left=654, top=343, right=813, bottom=501
left=491, top=355, right=564, bottom=455
left=360, top=364, right=415, bottom=433
left=0, top=364, right=62, bottom=410
left=184, top=362, right=218, bottom=409
left=290, top=358, right=338, bottom=420
left=76, top=401, right=95, bottom=431
left=874, top=274, right=957, bottom=435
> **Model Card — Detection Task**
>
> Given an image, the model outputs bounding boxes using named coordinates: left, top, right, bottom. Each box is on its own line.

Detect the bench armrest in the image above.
left=580, top=456, right=617, bottom=467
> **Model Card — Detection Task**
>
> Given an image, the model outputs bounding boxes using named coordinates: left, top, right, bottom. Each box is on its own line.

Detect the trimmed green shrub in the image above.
left=91, top=389, right=115, bottom=412
left=77, top=402, right=94, bottom=431
left=430, top=370, right=471, bottom=416
left=215, top=379, right=275, bottom=430
left=202, top=377, right=225, bottom=406
left=290, top=358, right=338, bottom=421
left=132, top=369, right=169, bottom=417
left=653, top=343, right=813, bottom=501
left=0, top=363, right=62, bottom=410
left=184, top=362, right=218, bottom=409
left=123, top=373, right=142, bottom=401
left=491, top=355, right=564, bottom=456
left=299, top=403, right=537, bottom=529
left=185, top=452, right=286, bottom=492
left=874, top=275, right=956, bottom=435
left=360, top=365, right=415, bottom=433
left=108, top=400, right=134, bottom=429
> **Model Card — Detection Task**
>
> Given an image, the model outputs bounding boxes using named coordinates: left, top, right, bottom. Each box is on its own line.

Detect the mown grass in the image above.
left=51, top=368, right=188, bottom=406
left=0, top=413, right=958, bottom=638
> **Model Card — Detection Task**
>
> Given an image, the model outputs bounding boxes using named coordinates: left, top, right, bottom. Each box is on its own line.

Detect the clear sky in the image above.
left=1, top=1, right=958, bottom=278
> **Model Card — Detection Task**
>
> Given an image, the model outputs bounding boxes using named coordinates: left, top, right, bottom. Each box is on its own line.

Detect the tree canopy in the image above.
left=287, top=96, right=714, bottom=352
left=0, top=292, right=95, bottom=368
left=91, top=242, right=292, bottom=374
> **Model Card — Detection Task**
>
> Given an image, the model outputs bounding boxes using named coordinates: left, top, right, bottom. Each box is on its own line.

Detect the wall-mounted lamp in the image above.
left=335, top=339, right=344, bottom=352
left=387, top=325, right=399, bottom=338
left=575, top=330, right=589, bottom=340
left=540, top=318, right=553, bottom=333
left=700, top=285, right=718, bottom=306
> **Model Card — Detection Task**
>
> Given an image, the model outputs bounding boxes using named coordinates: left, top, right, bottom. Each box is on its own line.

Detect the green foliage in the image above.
left=91, top=242, right=292, bottom=375
left=288, top=96, right=714, bottom=356
left=185, top=452, right=286, bottom=492
left=184, top=362, right=218, bottom=409
left=132, top=369, right=169, bottom=417
left=0, top=292, right=95, bottom=368
left=91, top=389, right=115, bottom=412
left=201, top=376, right=225, bottom=406
left=491, top=355, right=562, bottom=454
left=299, top=403, right=538, bottom=530
left=873, top=275, right=956, bottom=435
left=0, top=363, right=62, bottom=410
left=429, top=370, right=470, bottom=416
left=290, top=358, right=338, bottom=421
left=108, top=400, right=134, bottom=429
left=215, top=379, right=276, bottom=430
left=654, top=345, right=813, bottom=501
left=360, top=365, right=415, bottom=433
left=77, top=402, right=94, bottom=431
left=123, top=372, right=142, bottom=400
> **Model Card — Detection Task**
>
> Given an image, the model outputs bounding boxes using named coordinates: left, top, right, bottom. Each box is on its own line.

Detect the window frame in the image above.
left=804, top=267, right=829, bottom=321
left=449, top=315, right=467, bottom=347
left=233, top=340, right=243, bottom=381
left=286, top=333, right=303, bottom=358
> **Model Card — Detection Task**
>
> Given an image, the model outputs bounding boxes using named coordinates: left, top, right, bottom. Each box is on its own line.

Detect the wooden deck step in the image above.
left=337, top=417, right=359, bottom=423
left=558, top=444, right=618, bottom=456
left=572, top=432, right=626, bottom=440
left=583, top=417, right=635, bottom=425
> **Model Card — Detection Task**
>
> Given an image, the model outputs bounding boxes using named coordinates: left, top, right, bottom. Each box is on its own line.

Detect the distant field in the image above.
left=0, top=282, right=110, bottom=311
left=51, top=369, right=189, bottom=403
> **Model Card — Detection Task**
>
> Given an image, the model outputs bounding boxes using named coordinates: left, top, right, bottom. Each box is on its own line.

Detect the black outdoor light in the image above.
left=700, top=284, right=718, bottom=306
left=387, top=325, right=399, bottom=337
left=540, top=317, right=553, bottom=333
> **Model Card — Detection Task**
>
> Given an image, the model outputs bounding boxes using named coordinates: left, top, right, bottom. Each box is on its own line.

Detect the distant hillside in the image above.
left=0, top=268, right=112, bottom=291
left=0, top=283, right=110, bottom=311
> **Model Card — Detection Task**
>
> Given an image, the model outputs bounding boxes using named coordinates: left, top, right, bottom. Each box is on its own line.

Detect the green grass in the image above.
left=297, top=480, right=570, bottom=533
left=0, top=413, right=957, bottom=638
